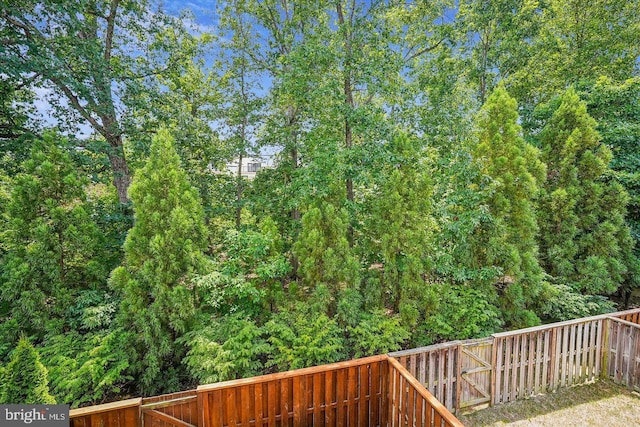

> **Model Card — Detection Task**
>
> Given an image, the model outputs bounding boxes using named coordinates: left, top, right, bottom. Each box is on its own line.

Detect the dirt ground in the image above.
left=458, top=380, right=640, bottom=427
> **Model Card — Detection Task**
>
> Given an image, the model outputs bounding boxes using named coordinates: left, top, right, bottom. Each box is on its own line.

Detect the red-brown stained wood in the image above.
left=335, top=368, right=345, bottom=427
left=312, top=372, right=322, bottom=425
left=358, top=364, right=368, bottom=426
left=348, top=366, right=357, bottom=427
left=392, top=372, right=399, bottom=427
left=373, top=359, right=382, bottom=426
left=70, top=308, right=640, bottom=427
left=267, top=382, right=277, bottom=427
left=415, top=391, right=424, bottom=427
left=435, top=411, right=443, bottom=427
left=292, top=376, right=302, bottom=427
left=225, top=389, right=236, bottom=427
left=326, top=370, right=335, bottom=427
left=281, top=378, right=290, bottom=427
left=388, top=357, right=464, bottom=427
left=254, top=383, right=263, bottom=427
left=408, top=381, right=415, bottom=426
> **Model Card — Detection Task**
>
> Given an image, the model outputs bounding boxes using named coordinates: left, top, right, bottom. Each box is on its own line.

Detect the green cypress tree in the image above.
left=538, top=88, right=633, bottom=296
left=292, top=199, right=359, bottom=314
left=0, top=338, right=55, bottom=404
left=0, top=132, right=106, bottom=335
left=472, top=84, right=546, bottom=327
left=369, top=134, right=434, bottom=327
left=109, top=128, right=208, bottom=394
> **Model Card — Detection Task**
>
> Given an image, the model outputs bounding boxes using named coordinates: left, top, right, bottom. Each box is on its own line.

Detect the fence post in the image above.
left=490, top=337, right=497, bottom=407
left=547, top=327, right=556, bottom=391
left=456, top=343, right=462, bottom=412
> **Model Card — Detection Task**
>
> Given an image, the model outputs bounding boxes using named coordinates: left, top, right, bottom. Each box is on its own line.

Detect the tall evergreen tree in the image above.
left=583, top=77, right=640, bottom=303
left=292, top=199, right=359, bottom=314
left=0, top=338, right=55, bottom=404
left=0, top=132, right=106, bottom=335
left=369, top=134, right=434, bottom=327
left=538, top=88, right=634, bottom=296
left=472, top=84, right=546, bottom=327
left=109, top=128, right=208, bottom=394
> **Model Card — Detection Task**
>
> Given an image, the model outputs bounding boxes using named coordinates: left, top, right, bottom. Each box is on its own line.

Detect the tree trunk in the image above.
left=236, top=152, right=244, bottom=228
left=106, top=135, right=132, bottom=204
left=337, top=0, right=355, bottom=246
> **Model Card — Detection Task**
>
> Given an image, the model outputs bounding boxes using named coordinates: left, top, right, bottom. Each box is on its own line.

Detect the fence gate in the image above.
left=141, top=391, right=199, bottom=427
left=457, top=338, right=493, bottom=410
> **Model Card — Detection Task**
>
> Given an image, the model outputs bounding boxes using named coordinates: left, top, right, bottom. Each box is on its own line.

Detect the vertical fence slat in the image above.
left=511, top=334, right=520, bottom=402
left=492, top=337, right=501, bottom=406
left=369, top=363, right=380, bottom=425
left=358, top=365, right=367, bottom=427
left=429, top=351, right=436, bottom=396
left=591, top=321, right=597, bottom=378
left=348, top=366, right=357, bottom=427
left=446, top=346, right=454, bottom=411
left=326, top=370, right=335, bottom=427
left=503, top=336, right=511, bottom=403
left=576, top=323, right=583, bottom=382
left=519, top=334, right=527, bottom=398
left=534, top=331, right=542, bottom=395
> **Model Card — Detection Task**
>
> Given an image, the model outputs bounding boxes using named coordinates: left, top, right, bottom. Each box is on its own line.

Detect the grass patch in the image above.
left=458, top=380, right=640, bottom=427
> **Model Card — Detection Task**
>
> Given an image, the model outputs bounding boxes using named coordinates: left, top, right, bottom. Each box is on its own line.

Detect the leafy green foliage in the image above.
left=542, top=283, right=616, bottom=322
left=182, top=314, right=268, bottom=384
left=39, top=329, right=131, bottom=408
left=581, top=77, right=640, bottom=299
left=417, top=284, right=502, bottom=346
left=265, top=302, right=346, bottom=371
left=194, top=272, right=263, bottom=317
left=346, top=310, right=409, bottom=358
left=109, top=128, right=208, bottom=394
left=0, top=338, right=55, bottom=404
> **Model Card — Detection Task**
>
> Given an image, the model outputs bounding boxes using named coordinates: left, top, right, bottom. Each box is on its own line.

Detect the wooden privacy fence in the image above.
left=142, top=390, right=199, bottom=427
left=197, top=355, right=389, bottom=427
left=389, top=307, right=640, bottom=413
left=70, top=355, right=459, bottom=427
left=606, top=317, right=640, bottom=390
left=69, top=307, right=640, bottom=426
left=387, top=357, right=464, bottom=427
left=492, top=314, right=604, bottom=405
left=69, top=398, right=141, bottom=426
